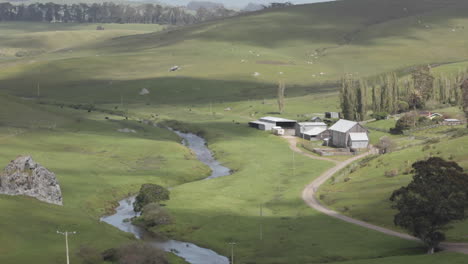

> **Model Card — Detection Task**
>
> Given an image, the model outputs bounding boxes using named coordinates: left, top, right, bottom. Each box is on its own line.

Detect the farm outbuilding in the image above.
left=349, top=133, right=369, bottom=149
left=302, top=127, right=329, bottom=140
left=325, top=112, right=340, bottom=119
left=310, top=116, right=323, bottom=122
left=443, top=119, right=463, bottom=125
left=249, top=116, right=297, bottom=135
left=328, top=119, right=369, bottom=149
left=295, top=122, right=328, bottom=140
left=248, top=120, right=276, bottom=131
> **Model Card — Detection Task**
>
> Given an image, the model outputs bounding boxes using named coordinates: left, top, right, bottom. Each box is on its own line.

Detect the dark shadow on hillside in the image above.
left=123, top=204, right=424, bottom=263
left=0, top=74, right=338, bottom=105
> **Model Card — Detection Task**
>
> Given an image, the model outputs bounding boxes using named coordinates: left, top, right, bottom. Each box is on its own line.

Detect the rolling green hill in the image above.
left=1, top=0, right=468, bottom=263
left=2, top=0, right=468, bottom=105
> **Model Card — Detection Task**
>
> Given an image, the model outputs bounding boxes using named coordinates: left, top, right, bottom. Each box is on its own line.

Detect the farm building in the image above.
left=348, top=133, right=369, bottom=149
left=310, top=116, right=323, bottom=122
left=443, top=119, right=463, bottom=125
left=325, top=112, right=340, bottom=119
left=249, top=116, right=297, bottom=135
left=328, top=119, right=369, bottom=149
left=295, top=122, right=328, bottom=140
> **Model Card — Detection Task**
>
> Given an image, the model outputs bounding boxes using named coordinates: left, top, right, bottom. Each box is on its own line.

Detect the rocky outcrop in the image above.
left=0, top=156, right=62, bottom=205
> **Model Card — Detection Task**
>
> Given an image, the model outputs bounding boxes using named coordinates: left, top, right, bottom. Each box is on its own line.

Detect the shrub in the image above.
left=425, top=138, right=440, bottom=144
left=422, top=145, right=431, bottom=151
left=372, top=112, right=389, bottom=120
left=384, top=169, right=399, bottom=177
left=375, top=137, right=396, bottom=154
left=133, top=184, right=170, bottom=212
left=77, top=246, right=102, bottom=264
left=397, top=101, right=409, bottom=113
left=451, top=128, right=468, bottom=138
left=392, top=112, right=417, bottom=134
left=103, top=242, right=168, bottom=264
left=402, top=167, right=412, bottom=175
left=133, top=203, right=172, bottom=229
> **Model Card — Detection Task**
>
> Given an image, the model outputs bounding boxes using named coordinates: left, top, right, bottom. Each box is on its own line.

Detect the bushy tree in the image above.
left=411, top=65, right=434, bottom=108
left=133, top=184, right=170, bottom=212
left=375, top=137, right=396, bottom=154
left=340, top=75, right=356, bottom=120
left=462, top=79, right=468, bottom=127
left=133, top=203, right=172, bottom=229
left=390, top=157, right=468, bottom=254
left=371, top=111, right=388, bottom=120
left=397, top=100, right=409, bottom=113
left=391, top=112, right=417, bottom=134
left=103, top=242, right=168, bottom=264
left=77, top=246, right=102, bottom=264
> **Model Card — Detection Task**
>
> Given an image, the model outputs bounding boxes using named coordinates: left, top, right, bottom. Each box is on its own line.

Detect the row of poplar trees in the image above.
left=340, top=65, right=468, bottom=121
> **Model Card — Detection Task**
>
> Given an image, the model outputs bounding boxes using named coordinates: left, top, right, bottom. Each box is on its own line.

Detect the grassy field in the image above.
left=131, top=108, right=426, bottom=264
left=0, top=94, right=210, bottom=264
left=2, top=0, right=468, bottom=105
left=1, top=0, right=468, bottom=263
left=319, top=133, right=468, bottom=242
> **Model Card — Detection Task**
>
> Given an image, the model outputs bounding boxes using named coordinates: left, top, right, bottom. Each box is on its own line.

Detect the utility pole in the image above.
left=228, top=242, right=236, bottom=264
left=57, top=230, right=77, bottom=264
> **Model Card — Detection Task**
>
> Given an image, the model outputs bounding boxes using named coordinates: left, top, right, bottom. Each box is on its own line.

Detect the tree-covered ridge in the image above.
left=0, top=2, right=237, bottom=25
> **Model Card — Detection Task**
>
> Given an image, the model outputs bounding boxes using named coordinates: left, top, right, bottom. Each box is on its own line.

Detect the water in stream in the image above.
left=101, top=129, right=231, bottom=264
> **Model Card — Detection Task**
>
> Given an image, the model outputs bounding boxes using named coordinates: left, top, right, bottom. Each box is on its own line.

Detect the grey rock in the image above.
left=0, top=156, right=63, bottom=205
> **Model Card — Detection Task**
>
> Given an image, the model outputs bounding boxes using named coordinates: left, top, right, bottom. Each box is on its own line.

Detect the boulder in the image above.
left=0, top=156, right=62, bottom=205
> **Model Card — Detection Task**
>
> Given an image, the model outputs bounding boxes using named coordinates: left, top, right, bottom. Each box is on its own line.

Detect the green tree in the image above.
left=133, top=184, right=170, bottom=212
left=356, top=80, right=368, bottom=121
left=133, top=203, right=172, bottom=229
left=375, top=136, right=396, bottom=154
left=412, top=65, right=434, bottom=104
left=103, top=242, right=169, bottom=264
left=461, top=79, right=468, bottom=127
left=390, top=157, right=468, bottom=254
left=371, top=85, right=380, bottom=113
left=391, top=112, right=417, bottom=134
left=340, top=75, right=356, bottom=120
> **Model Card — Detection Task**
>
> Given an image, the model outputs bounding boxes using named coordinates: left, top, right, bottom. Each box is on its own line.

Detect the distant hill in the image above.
left=187, top=1, right=224, bottom=10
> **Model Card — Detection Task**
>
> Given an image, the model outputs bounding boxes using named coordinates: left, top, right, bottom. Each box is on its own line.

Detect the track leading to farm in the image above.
left=283, top=137, right=468, bottom=254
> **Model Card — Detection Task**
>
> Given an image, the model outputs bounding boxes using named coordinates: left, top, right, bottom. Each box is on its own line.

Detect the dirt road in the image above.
left=283, top=136, right=468, bottom=254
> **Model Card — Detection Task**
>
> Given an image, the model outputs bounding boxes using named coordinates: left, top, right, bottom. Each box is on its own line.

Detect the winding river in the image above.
left=101, top=129, right=231, bottom=264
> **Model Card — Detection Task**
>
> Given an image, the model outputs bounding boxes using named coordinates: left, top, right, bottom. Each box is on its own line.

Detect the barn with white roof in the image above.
left=328, top=119, right=369, bottom=149
left=295, top=122, right=329, bottom=140
left=249, top=116, right=297, bottom=135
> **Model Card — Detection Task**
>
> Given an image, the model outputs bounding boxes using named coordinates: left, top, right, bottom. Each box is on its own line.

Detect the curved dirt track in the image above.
left=283, top=136, right=468, bottom=254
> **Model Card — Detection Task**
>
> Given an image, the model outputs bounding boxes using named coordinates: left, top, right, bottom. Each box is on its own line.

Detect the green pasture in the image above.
left=0, top=0, right=468, bottom=263
left=319, top=135, right=468, bottom=242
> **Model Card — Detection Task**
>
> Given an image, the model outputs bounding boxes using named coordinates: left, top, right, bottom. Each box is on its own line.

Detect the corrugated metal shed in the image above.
left=329, top=119, right=358, bottom=133
left=260, top=116, right=297, bottom=123
left=304, top=127, right=327, bottom=136
left=298, top=122, right=327, bottom=127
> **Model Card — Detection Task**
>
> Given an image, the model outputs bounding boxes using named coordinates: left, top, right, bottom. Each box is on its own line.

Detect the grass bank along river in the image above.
left=101, top=128, right=231, bottom=264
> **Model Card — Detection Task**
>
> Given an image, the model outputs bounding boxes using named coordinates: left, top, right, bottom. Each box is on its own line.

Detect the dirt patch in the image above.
left=256, top=60, right=293, bottom=65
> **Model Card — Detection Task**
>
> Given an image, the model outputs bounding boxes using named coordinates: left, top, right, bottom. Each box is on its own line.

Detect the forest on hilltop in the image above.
left=0, top=2, right=237, bottom=25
